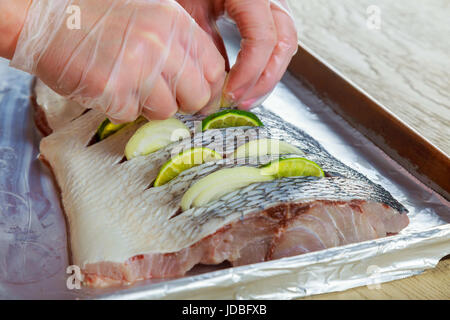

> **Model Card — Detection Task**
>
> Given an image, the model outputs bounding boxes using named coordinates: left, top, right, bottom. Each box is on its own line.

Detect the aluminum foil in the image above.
left=0, top=20, right=449, bottom=300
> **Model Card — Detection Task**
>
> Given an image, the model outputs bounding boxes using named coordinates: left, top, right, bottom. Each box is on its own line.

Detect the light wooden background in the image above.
left=287, top=0, right=450, bottom=299
left=287, top=0, right=450, bottom=155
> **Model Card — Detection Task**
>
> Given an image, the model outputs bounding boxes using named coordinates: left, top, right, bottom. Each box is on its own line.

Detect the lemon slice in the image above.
left=96, top=119, right=129, bottom=141
left=201, top=109, right=263, bottom=131
left=231, top=139, right=304, bottom=159
left=125, top=118, right=190, bottom=160
left=180, top=167, right=273, bottom=210
left=154, top=147, right=223, bottom=187
left=260, top=158, right=325, bottom=178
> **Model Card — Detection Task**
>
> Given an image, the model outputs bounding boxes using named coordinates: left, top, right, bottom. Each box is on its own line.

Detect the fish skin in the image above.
left=170, top=172, right=408, bottom=241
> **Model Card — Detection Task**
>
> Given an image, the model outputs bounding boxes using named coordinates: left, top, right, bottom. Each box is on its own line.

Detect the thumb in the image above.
left=177, top=0, right=230, bottom=71
left=222, top=0, right=277, bottom=105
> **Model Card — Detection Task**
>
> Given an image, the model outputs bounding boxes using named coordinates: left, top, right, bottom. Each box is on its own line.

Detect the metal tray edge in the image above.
left=287, top=42, right=450, bottom=201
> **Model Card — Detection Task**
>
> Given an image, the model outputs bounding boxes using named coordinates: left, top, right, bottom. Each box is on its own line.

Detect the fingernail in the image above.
left=220, top=93, right=237, bottom=109
left=240, top=98, right=259, bottom=110
left=241, top=92, right=272, bottom=109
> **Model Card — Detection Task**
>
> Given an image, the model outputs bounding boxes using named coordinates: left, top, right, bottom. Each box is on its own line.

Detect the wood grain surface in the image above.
left=287, top=0, right=450, bottom=299
left=287, top=0, right=450, bottom=155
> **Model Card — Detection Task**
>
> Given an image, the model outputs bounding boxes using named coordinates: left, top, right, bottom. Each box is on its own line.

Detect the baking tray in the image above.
left=0, top=20, right=449, bottom=300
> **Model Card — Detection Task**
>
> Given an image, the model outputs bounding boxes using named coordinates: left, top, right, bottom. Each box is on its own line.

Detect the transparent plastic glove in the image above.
left=10, top=0, right=227, bottom=123
left=177, top=0, right=298, bottom=110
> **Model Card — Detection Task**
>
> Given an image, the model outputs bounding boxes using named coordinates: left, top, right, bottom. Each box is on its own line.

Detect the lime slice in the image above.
left=202, top=109, right=263, bottom=131
left=181, top=167, right=273, bottom=210
left=260, top=158, right=325, bottom=178
left=125, top=118, right=190, bottom=160
left=154, top=147, right=223, bottom=187
left=96, top=119, right=129, bottom=141
left=231, top=139, right=304, bottom=159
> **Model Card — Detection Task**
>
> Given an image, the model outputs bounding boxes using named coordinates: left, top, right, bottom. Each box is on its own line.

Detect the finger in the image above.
left=176, top=0, right=229, bottom=71
left=170, top=13, right=226, bottom=87
left=195, top=14, right=230, bottom=72
left=238, top=3, right=298, bottom=109
left=104, top=92, right=140, bottom=124
left=162, top=40, right=212, bottom=114
left=208, top=23, right=230, bottom=72
left=142, top=76, right=178, bottom=120
left=199, top=71, right=227, bottom=115
left=223, top=0, right=277, bottom=104
left=172, top=53, right=212, bottom=114
left=98, top=64, right=142, bottom=123
left=191, top=19, right=227, bottom=89
left=184, top=25, right=227, bottom=115
left=162, top=20, right=225, bottom=114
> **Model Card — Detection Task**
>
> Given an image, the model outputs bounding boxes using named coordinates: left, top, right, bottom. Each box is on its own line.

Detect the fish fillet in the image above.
left=33, top=81, right=409, bottom=288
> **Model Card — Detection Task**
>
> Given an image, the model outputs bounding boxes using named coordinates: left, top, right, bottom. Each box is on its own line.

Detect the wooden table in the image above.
left=287, top=0, right=450, bottom=299
left=287, top=0, right=450, bottom=155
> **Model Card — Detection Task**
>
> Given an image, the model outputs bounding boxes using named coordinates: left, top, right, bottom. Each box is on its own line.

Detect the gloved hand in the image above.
left=177, top=0, right=298, bottom=109
left=11, top=0, right=227, bottom=123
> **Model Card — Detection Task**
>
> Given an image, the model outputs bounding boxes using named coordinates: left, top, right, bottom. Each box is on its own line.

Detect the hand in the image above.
left=10, top=0, right=227, bottom=123
left=177, top=0, right=298, bottom=109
